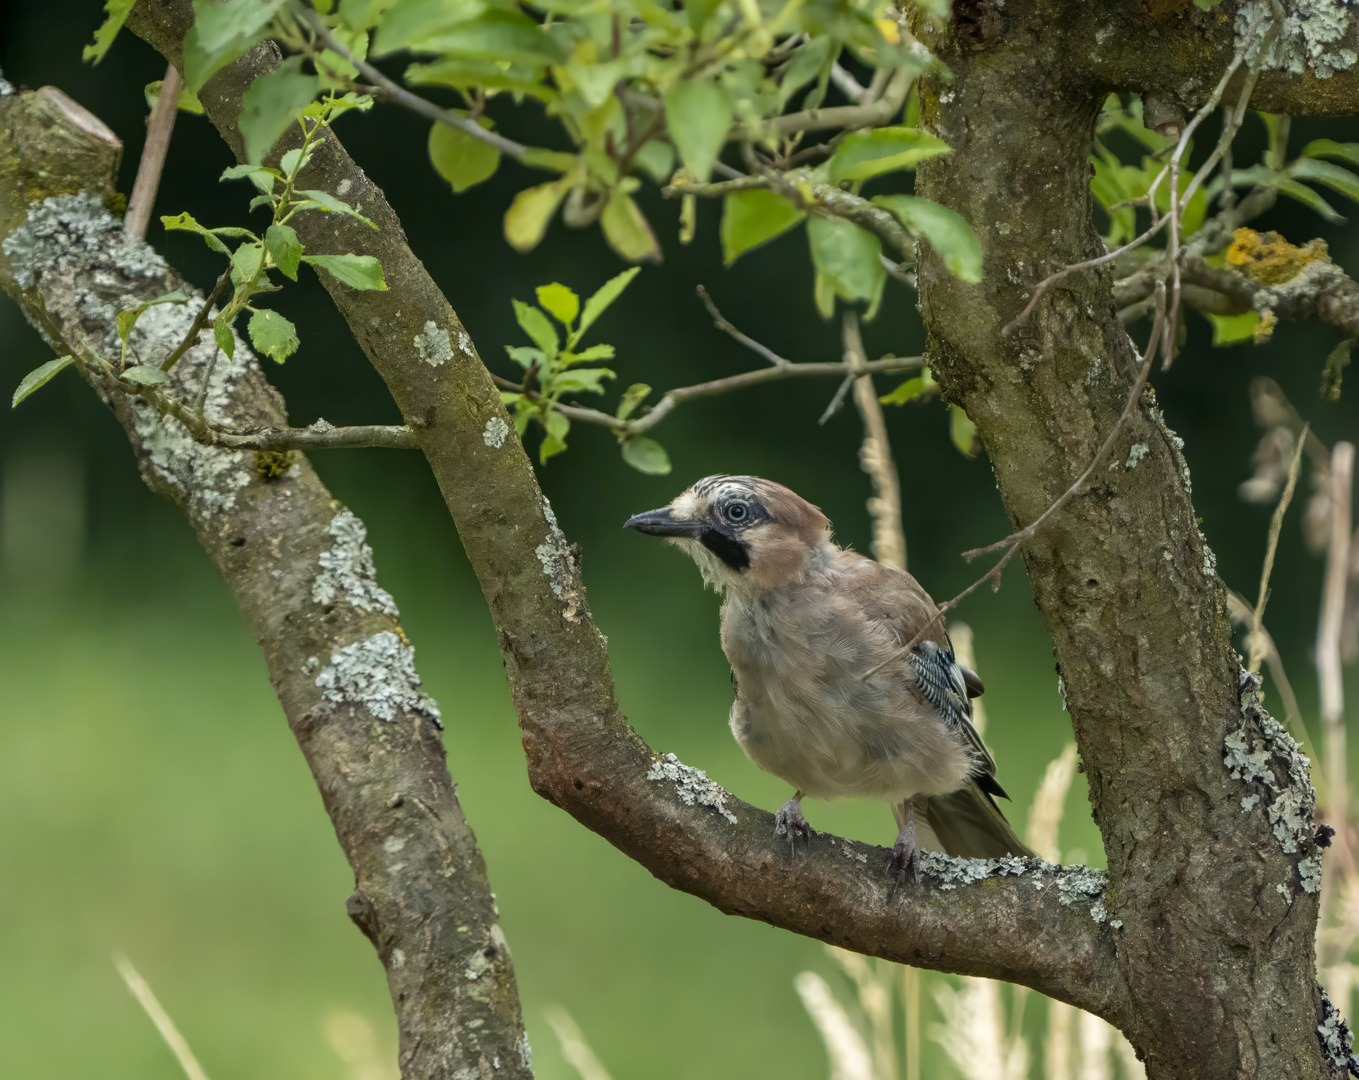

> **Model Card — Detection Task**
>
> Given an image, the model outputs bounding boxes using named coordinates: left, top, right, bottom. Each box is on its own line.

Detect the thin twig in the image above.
left=773, top=67, right=912, bottom=136
left=698, top=285, right=790, bottom=368
left=844, top=310, right=906, bottom=571
left=1226, top=589, right=1317, bottom=775
left=1248, top=422, right=1309, bottom=671
left=295, top=2, right=528, bottom=160
left=114, top=953, right=213, bottom=1080
left=125, top=63, right=182, bottom=241
left=159, top=270, right=231, bottom=373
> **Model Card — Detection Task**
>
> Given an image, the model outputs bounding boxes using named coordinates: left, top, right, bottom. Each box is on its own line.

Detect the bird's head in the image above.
left=625, top=475, right=831, bottom=592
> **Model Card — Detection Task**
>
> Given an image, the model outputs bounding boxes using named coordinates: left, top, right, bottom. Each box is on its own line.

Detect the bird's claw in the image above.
left=774, top=799, right=812, bottom=855
left=888, top=821, right=923, bottom=886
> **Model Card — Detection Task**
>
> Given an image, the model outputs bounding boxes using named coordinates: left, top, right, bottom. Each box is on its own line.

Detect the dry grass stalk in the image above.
left=827, top=947, right=897, bottom=1080
left=1027, top=743, right=1079, bottom=864
left=1249, top=422, right=1310, bottom=672
left=112, top=953, right=212, bottom=1080
left=326, top=1010, right=399, bottom=1080
left=543, top=1005, right=616, bottom=1080
left=796, top=971, right=879, bottom=1080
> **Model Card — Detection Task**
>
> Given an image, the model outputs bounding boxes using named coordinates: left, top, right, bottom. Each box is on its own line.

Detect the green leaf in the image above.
left=880, top=367, right=935, bottom=405
left=827, top=127, right=952, bottom=183
left=1192, top=0, right=1225, bottom=8
left=634, top=141, right=675, bottom=184
left=540, top=408, right=570, bottom=463
left=279, top=147, right=309, bottom=178
left=371, top=0, right=472, bottom=54
left=536, top=283, right=580, bottom=327
left=872, top=194, right=983, bottom=283
left=213, top=315, right=237, bottom=360
left=616, top=382, right=651, bottom=421
left=520, top=148, right=578, bottom=173
left=621, top=437, right=671, bottom=475
left=194, top=0, right=287, bottom=54
left=1204, top=310, right=1260, bottom=346
left=84, top=0, right=136, bottom=64
left=395, top=9, right=564, bottom=65
left=240, top=58, right=320, bottom=165
left=428, top=116, right=501, bottom=193
left=513, top=300, right=560, bottom=359
left=579, top=267, right=640, bottom=337
left=505, top=346, right=545, bottom=369
left=554, top=368, right=615, bottom=394
left=161, top=211, right=230, bottom=254
left=949, top=403, right=980, bottom=458
left=563, top=344, right=614, bottom=364
left=1275, top=177, right=1345, bottom=223
left=1322, top=339, right=1353, bottom=402
left=504, top=180, right=569, bottom=252
left=232, top=242, right=265, bottom=283
left=684, top=0, right=719, bottom=34
left=144, top=78, right=205, bottom=115
left=248, top=309, right=300, bottom=363
left=1290, top=158, right=1359, bottom=205
left=1300, top=140, right=1359, bottom=169
left=264, top=224, right=302, bottom=281
left=221, top=164, right=279, bottom=194
left=777, top=37, right=833, bottom=109
left=116, top=289, right=191, bottom=346
left=601, top=193, right=661, bottom=263
left=12, top=356, right=74, bottom=408
left=721, top=190, right=806, bottom=265
left=294, top=189, right=377, bottom=228
left=807, top=217, right=885, bottom=309
left=302, top=253, right=388, bottom=291
left=665, top=79, right=732, bottom=183
left=121, top=365, right=168, bottom=387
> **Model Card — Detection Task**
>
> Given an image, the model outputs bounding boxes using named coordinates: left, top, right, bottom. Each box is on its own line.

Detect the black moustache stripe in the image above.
left=700, top=528, right=749, bottom=572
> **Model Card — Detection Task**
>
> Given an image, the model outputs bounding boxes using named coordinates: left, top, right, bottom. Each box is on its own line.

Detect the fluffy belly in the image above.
left=729, top=696, right=969, bottom=802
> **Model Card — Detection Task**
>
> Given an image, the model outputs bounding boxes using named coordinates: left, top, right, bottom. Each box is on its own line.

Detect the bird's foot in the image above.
left=774, top=799, right=812, bottom=855
left=888, top=819, right=923, bottom=886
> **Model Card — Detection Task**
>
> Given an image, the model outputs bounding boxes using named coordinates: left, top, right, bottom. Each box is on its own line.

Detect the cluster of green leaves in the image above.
left=13, top=93, right=386, bottom=412
left=1091, top=97, right=1359, bottom=349
left=164, top=93, right=386, bottom=368
left=500, top=268, right=670, bottom=472
left=88, top=0, right=980, bottom=321
left=877, top=365, right=979, bottom=457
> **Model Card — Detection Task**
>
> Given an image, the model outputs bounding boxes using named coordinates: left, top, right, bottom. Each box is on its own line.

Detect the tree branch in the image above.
left=124, top=62, right=180, bottom=241
left=0, top=84, right=530, bottom=1080
left=214, top=421, right=418, bottom=450
left=119, top=2, right=1127, bottom=1018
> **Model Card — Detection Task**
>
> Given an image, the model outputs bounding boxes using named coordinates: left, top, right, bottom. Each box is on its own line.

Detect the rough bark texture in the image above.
left=0, top=87, right=532, bottom=1080
left=913, top=2, right=1354, bottom=1077
left=19, top=1, right=1359, bottom=1077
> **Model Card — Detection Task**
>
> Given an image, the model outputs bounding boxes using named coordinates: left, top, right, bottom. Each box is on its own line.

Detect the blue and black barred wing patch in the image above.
left=910, top=638, right=1005, bottom=798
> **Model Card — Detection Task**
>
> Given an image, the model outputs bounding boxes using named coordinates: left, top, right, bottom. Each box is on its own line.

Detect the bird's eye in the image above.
left=724, top=502, right=749, bottom=523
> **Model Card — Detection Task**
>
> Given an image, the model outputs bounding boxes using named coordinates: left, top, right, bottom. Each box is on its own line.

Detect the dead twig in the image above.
left=843, top=310, right=906, bottom=571
left=124, top=63, right=181, bottom=242
left=1248, top=422, right=1309, bottom=672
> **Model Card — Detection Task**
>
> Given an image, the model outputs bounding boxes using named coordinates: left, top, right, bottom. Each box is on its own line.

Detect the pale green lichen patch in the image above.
left=313, top=508, right=400, bottom=616
left=1300, top=855, right=1323, bottom=893
left=1125, top=443, right=1148, bottom=468
left=536, top=498, right=570, bottom=597
left=414, top=320, right=453, bottom=366
left=1225, top=671, right=1316, bottom=854
left=1237, top=0, right=1357, bottom=79
left=482, top=417, right=509, bottom=448
left=315, top=630, right=442, bottom=727
left=1317, top=987, right=1358, bottom=1074
left=645, top=752, right=739, bottom=824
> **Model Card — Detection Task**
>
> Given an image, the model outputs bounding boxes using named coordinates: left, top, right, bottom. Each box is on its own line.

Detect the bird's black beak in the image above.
left=624, top=507, right=703, bottom=538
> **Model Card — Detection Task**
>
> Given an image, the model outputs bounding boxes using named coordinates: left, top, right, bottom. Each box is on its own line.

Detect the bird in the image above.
left=624, top=474, right=1033, bottom=882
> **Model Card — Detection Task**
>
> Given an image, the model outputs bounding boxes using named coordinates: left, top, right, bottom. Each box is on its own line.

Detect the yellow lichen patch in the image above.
left=1226, top=228, right=1329, bottom=285
left=1253, top=309, right=1278, bottom=344
left=254, top=449, right=294, bottom=480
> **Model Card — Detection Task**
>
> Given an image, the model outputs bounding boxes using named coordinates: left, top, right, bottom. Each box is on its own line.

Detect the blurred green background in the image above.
left=2, top=6, right=1357, bottom=1079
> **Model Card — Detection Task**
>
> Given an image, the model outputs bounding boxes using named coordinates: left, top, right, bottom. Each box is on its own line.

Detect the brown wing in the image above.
left=840, top=555, right=1005, bottom=793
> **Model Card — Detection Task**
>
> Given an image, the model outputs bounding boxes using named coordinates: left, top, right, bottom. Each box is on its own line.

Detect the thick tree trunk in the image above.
left=913, top=4, right=1340, bottom=1076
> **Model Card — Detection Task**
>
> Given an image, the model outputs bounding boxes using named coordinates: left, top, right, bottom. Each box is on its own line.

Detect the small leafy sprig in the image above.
left=500, top=268, right=670, bottom=474
left=162, top=91, right=384, bottom=367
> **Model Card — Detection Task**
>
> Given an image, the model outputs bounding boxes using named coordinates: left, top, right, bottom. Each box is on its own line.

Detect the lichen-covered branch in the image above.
left=0, top=84, right=531, bottom=1080
left=118, top=0, right=1128, bottom=1016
